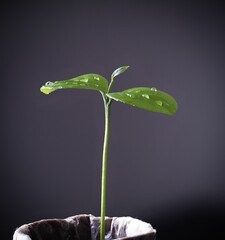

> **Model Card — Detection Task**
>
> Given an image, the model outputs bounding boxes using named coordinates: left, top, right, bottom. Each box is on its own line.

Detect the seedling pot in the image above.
left=13, top=214, right=156, bottom=240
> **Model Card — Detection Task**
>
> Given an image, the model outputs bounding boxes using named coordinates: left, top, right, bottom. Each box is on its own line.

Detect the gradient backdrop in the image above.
left=2, top=1, right=225, bottom=239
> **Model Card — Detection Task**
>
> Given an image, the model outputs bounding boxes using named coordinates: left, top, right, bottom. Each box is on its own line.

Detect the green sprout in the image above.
left=40, top=66, right=178, bottom=240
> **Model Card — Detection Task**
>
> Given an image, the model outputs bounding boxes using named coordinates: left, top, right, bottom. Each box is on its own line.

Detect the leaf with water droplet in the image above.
left=107, top=87, right=178, bottom=115
left=40, top=74, right=108, bottom=94
left=111, top=66, right=130, bottom=80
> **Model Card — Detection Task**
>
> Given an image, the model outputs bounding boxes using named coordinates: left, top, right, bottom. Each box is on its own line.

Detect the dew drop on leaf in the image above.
left=80, top=79, right=88, bottom=83
left=94, top=76, right=100, bottom=81
left=155, top=100, right=163, bottom=106
left=125, top=93, right=132, bottom=97
left=45, top=81, right=53, bottom=86
left=150, top=87, right=157, bottom=92
left=142, top=94, right=150, bottom=99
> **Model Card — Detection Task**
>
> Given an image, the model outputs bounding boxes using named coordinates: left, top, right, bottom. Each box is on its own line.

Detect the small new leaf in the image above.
left=40, top=74, right=108, bottom=95
left=111, top=66, right=130, bottom=80
left=107, top=87, right=178, bottom=115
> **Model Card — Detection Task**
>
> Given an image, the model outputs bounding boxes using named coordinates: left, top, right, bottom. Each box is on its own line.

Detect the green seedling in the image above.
left=40, top=66, right=178, bottom=240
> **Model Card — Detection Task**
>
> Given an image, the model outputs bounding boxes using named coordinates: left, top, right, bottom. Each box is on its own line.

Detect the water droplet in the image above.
left=142, top=94, right=150, bottom=99
left=156, top=100, right=162, bottom=106
left=94, top=76, right=100, bottom=81
left=125, top=93, right=133, bottom=98
left=151, top=87, right=157, bottom=92
left=45, top=81, right=53, bottom=86
left=80, top=79, right=88, bottom=83
left=58, top=86, right=62, bottom=89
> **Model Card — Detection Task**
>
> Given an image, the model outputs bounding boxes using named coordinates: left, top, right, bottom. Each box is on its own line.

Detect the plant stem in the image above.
left=107, top=78, right=114, bottom=94
left=100, top=97, right=111, bottom=240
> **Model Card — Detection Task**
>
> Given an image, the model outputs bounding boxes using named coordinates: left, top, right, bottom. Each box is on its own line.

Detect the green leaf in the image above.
left=111, top=66, right=130, bottom=79
left=40, top=74, right=108, bottom=94
left=107, top=87, right=178, bottom=115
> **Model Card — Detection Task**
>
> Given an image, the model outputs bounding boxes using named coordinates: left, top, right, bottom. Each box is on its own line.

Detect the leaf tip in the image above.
left=40, top=86, right=50, bottom=94
left=167, top=101, right=178, bottom=116
left=40, top=82, right=55, bottom=94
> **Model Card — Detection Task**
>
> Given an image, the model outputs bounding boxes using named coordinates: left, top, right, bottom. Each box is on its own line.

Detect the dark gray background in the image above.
left=1, top=1, right=225, bottom=239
